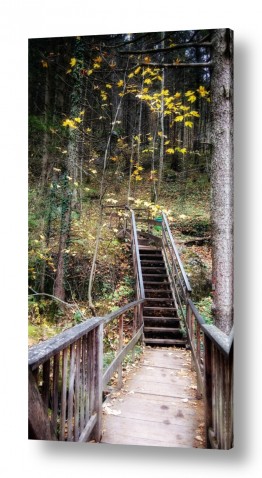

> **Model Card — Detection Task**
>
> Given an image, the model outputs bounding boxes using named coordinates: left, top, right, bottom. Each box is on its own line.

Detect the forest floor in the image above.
left=28, top=173, right=212, bottom=346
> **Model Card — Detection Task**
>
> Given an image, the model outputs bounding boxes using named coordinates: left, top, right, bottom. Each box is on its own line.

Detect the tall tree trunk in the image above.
left=157, top=32, right=165, bottom=197
left=54, top=178, right=71, bottom=301
left=210, top=29, right=234, bottom=334
left=40, top=67, right=50, bottom=189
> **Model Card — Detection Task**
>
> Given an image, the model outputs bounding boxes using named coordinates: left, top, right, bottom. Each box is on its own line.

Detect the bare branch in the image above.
left=29, top=287, right=75, bottom=308
left=140, top=62, right=212, bottom=68
left=119, top=42, right=212, bottom=55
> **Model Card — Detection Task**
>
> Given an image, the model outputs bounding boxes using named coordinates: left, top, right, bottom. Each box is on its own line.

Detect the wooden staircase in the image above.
left=137, top=232, right=187, bottom=347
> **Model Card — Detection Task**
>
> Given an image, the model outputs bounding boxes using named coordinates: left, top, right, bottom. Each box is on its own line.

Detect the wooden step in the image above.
left=144, top=298, right=176, bottom=303
left=140, top=260, right=165, bottom=265
left=142, top=274, right=168, bottom=277
left=143, top=306, right=177, bottom=312
left=144, top=327, right=181, bottom=333
left=138, top=247, right=162, bottom=252
left=143, top=281, right=171, bottom=286
left=140, top=255, right=163, bottom=259
left=144, top=289, right=172, bottom=294
left=143, top=316, right=180, bottom=322
left=144, top=338, right=187, bottom=345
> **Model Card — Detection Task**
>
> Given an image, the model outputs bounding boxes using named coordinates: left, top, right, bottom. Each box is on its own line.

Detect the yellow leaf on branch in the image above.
left=70, top=58, right=77, bottom=67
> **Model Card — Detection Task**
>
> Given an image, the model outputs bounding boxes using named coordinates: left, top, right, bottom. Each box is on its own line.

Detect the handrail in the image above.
left=127, top=207, right=145, bottom=300
left=28, top=298, right=144, bottom=370
left=186, top=299, right=234, bottom=449
left=162, top=212, right=192, bottom=294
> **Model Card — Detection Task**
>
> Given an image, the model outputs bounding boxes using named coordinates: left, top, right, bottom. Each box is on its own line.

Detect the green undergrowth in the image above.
left=195, top=296, right=213, bottom=324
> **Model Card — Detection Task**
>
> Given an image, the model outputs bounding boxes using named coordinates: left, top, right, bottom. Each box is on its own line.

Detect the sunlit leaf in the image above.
left=187, top=95, right=197, bottom=103
left=197, top=85, right=209, bottom=97
left=70, top=58, right=77, bottom=67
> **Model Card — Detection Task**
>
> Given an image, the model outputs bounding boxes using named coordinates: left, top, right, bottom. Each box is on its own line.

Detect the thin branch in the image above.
left=29, top=287, right=87, bottom=321
left=107, top=33, right=152, bottom=49
left=119, top=42, right=212, bottom=55
left=28, top=287, right=75, bottom=308
left=140, top=62, right=212, bottom=68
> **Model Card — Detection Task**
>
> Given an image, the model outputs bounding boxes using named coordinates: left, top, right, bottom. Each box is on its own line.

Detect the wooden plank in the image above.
left=28, top=368, right=57, bottom=441
left=101, top=347, right=205, bottom=448
left=102, top=415, right=196, bottom=448
left=74, top=339, right=81, bottom=440
left=42, top=360, right=50, bottom=408
left=80, top=335, right=87, bottom=433
left=51, top=353, right=60, bottom=433
left=78, top=413, right=97, bottom=443
left=93, top=324, right=103, bottom=442
left=67, top=344, right=76, bottom=441
left=118, top=315, right=124, bottom=388
left=60, top=347, right=68, bottom=441
left=103, top=326, right=143, bottom=388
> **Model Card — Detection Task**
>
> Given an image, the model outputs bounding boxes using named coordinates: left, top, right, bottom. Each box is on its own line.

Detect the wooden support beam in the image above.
left=28, top=368, right=57, bottom=441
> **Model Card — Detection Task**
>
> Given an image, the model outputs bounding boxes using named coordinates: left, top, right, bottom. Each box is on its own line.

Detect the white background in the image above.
left=0, top=1, right=261, bottom=476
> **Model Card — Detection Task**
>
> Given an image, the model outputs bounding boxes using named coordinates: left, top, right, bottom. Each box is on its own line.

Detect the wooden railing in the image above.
left=160, top=212, right=234, bottom=449
left=28, top=209, right=145, bottom=442
left=161, top=212, right=192, bottom=323
left=186, top=299, right=234, bottom=449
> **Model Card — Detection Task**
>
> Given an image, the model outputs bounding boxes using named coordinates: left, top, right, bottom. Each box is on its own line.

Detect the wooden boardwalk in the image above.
left=101, top=347, right=205, bottom=448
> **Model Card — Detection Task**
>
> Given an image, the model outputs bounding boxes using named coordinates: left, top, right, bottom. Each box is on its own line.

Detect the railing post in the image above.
left=204, top=334, right=213, bottom=448
left=118, top=315, right=124, bottom=388
left=93, top=324, right=103, bottom=442
left=28, top=368, right=57, bottom=440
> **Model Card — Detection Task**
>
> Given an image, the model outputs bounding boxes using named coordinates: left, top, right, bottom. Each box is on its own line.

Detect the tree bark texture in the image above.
left=210, top=29, right=233, bottom=334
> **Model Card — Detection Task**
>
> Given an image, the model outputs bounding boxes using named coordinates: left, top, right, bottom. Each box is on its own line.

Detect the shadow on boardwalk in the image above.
left=100, top=346, right=205, bottom=448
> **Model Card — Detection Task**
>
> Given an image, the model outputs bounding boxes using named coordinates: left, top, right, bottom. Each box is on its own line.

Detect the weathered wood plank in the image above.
left=51, top=353, right=60, bottom=432
left=101, top=347, right=205, bottom=448
left=93, top=324, right=103, bottom=442
left=102, top=326, right=143, bottom=388
left=78, top=414, right=97, bottom=443
left=74, top=339, right=81, bottom=440
left=60, top=347, right=68, bottom=441
left=67, top=344, right=76, bottom=441
left=28, top=369, right=57, bottom=441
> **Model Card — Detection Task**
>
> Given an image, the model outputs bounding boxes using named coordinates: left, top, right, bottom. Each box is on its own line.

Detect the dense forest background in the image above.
left=28, top=30, right=216, bottom=344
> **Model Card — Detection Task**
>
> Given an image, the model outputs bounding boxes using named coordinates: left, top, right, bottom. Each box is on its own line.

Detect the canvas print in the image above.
left=28, top=29, right=233, bottom=449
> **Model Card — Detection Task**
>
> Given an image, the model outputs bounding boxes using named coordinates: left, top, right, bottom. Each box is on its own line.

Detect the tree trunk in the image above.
left=210, top=29, right=234, bottom=334
left=157, top=32, right=165, bottom=197
left=54, top=179, right=71, bottom=301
